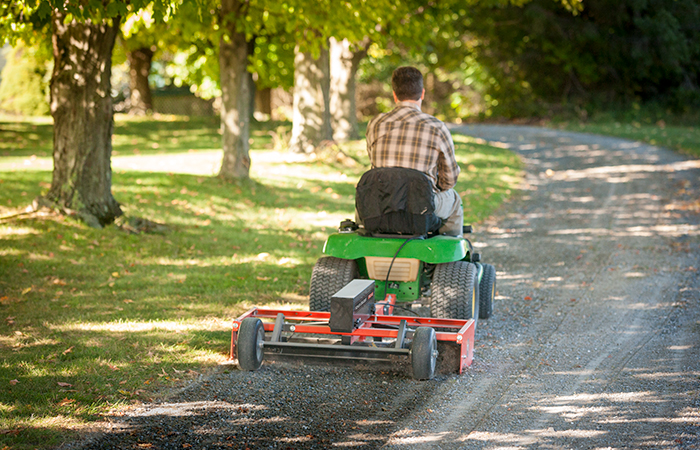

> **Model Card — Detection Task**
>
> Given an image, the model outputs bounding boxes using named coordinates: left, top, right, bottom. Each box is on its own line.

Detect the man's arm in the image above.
left=366, top=116, right=378, bottom=164
left=436, top=124, right=460, bottom=191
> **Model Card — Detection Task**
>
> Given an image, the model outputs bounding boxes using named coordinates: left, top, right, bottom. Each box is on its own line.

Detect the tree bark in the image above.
left=329, top=38, right=365, bottom=142
left=46, top=12, right=122, bottom=228
left=218, top=0, right=252, bottom=180
left=289, top=44, right=333, bottom=154
left=255, top=87, right=272, bottom=117
left=127, top=46, right=154, bottom=115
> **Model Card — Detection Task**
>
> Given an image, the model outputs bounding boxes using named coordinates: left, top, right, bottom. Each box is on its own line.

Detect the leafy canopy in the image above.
left=0, top=0, right=186, bottom=45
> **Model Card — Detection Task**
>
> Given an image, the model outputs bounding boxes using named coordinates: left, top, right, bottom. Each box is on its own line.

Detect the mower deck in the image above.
left=231, top=307, right=475, bottom=378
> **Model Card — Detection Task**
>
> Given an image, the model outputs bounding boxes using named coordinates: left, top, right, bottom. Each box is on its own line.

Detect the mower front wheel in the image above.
left=411, top=327, right=438, bottom=380
left=237, top=318, right=265, bottom=371
left=309, top=256, right=359, bottom=311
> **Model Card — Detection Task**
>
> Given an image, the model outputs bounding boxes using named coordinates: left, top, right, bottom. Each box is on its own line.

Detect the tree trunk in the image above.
left=289, top=45, right=333, bottom=154
left=329, top=38, right=365, bottom=142
left=255, top=87, right=272, bottom=117
left=218, top=0, right=252, bottom=180
left=128, top=46, right=154, bottom=115
left=46, top=12, right=122, bottom=228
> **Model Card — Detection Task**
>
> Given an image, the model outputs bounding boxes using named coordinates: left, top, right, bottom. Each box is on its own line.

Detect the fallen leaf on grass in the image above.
left=58, top=398, right=75, bottom=406
left=57, top=382, right=73, bottom=387
left=21, top=287, right=32, bottom=295
left=112, top=272, right=120, bottom=278
left=524, top=296, right=532, bottom=301
left=9, top=379, right=19, bottom=385
left=123, top=299, right=134, bottom=304
left=62, top=346, right=74, bottom=355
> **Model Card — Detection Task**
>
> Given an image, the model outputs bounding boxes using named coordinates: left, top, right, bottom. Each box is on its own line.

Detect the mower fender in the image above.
left=323, top=232, right=468, bottom=264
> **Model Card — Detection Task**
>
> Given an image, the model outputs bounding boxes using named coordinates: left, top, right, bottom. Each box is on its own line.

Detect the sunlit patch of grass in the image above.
left=453, top=135, right=524, bottom=223
left=0, top=117, right=521, bottom=449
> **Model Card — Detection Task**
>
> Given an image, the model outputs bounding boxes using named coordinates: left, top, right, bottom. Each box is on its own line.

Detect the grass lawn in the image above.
left=552, top=119, right=700, bottom=159
left=0, top=114, right=522, bottom=449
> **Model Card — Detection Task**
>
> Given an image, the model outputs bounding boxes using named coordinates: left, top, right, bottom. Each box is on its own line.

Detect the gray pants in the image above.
left=434, top=189, right=463, bottom=237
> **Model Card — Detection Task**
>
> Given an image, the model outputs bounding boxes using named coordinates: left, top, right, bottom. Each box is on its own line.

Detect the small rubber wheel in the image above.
left=411, top=327, right=438, bottom=380
left=237, top=318, right=265, bottom=371
left=479, top=264, right=496, bottom=319
left=309, top=256, right=359, bottom=311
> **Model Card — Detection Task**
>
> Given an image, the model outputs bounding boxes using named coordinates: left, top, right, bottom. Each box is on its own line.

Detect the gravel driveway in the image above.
left=66, top=124, right=700, bottom=450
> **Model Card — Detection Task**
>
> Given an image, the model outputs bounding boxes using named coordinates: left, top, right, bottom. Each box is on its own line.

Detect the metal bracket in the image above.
left=271, top=313, right=285, bottom=342
left=395, top=319, right=407, bottom=349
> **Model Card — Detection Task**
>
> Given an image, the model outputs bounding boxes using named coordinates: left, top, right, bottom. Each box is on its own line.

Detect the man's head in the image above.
left=392, top=66, right=424, bottom=102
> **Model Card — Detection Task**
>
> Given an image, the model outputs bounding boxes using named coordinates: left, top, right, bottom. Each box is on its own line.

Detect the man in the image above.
left=365, top=66, right=463, bottom=237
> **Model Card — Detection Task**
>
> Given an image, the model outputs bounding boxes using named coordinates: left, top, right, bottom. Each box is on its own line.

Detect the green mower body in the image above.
left=309, top=228, right=496, bottom=321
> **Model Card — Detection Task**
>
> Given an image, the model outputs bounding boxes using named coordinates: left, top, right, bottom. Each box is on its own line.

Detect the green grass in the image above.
left=551, top=119, right=700, bottom=159
left=0, top=115, right=522, bottom=449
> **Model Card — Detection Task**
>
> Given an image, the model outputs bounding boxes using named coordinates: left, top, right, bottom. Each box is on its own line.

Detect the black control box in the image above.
left=329, top=279, right=376, bottom=333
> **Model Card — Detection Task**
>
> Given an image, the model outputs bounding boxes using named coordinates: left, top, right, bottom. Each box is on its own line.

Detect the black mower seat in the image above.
left=356, top=167, right=442, bottom=237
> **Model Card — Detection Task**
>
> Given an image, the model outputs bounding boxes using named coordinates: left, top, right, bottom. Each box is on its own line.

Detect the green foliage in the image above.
left=0, top=45, right=52, bottom=116
left=1, top=0, right=186, bottom=46
left=464, top=0, right=700, bottom=116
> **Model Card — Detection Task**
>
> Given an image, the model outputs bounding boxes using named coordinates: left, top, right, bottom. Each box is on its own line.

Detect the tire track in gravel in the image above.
left=384, top=124, right=700, bottom=449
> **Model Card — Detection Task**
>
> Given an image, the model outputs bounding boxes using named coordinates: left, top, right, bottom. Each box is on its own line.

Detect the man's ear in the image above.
left=421, top=89, right=425, bottom=100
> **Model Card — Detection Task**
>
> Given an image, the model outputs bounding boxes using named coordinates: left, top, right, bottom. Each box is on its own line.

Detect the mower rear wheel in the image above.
left=411, top=327, right=438, bottom=380
left=309, top=256, right=359, bottom=311
left=479, top=264, right=496, bottom=319
left=237, top=318, right=265, bottom=371
left=430, top=261, right=479, bottom=321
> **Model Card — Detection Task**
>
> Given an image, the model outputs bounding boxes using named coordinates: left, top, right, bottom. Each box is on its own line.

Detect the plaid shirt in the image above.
left=366, top=102, right=460, bottom=192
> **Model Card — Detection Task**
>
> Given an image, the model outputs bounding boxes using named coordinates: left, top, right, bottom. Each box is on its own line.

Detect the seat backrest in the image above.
left=356, top=167, right=442, bottom=236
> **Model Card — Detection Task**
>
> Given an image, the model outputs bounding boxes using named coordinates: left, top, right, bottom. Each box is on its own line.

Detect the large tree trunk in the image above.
left=329, top=38, right=365, bottom=142
left=46, top=12, right=122, bottom=228
left=218, top=0, right=252, bottom=180
left=288, top=45, right=333, bottom=154
left=127, top=46, right=154, bottom=115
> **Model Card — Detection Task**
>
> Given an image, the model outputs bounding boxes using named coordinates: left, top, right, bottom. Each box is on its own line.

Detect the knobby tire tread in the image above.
left=430, top=261, right=478, bottom=320
left=309, top=256, right=358, bottom=311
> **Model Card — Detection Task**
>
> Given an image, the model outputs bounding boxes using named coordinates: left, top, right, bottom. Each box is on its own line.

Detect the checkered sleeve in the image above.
left=435, top=123, right=460, bottom=191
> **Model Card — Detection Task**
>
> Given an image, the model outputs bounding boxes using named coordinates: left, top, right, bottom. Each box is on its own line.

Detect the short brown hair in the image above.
left=392, top=66, right=423, bottom=101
